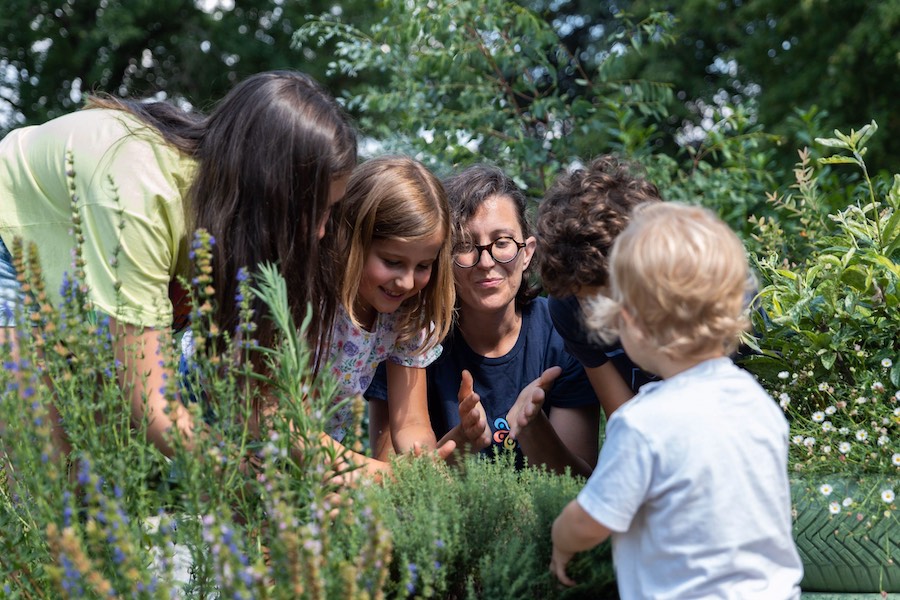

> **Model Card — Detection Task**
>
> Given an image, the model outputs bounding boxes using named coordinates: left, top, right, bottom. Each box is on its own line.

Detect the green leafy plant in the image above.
left=744, top=122, right=898, bottom=550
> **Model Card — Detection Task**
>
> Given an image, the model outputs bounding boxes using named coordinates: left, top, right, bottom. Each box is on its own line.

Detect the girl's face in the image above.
left=454, top=194, right=536, bottom=317
left=356, top=235, right=443, bottom=324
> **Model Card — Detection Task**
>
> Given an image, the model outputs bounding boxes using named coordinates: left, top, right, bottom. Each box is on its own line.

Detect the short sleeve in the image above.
left=0, top=109, right=194, bottom=327
left=387, top=326, right=443, bottom=369
left=547, top=353, right=596, bottom=410
left=577, top=412, right=654, bottom=532
left=78, top=128, right=193, bottom=327
left=548, top=295, right=610, bottom=369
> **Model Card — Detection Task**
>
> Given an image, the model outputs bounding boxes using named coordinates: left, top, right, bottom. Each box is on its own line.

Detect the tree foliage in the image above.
left=556, top=0, right=900, bottom=172
left=0, top=0, right=371, bottom=133
left=295, top=0, right=676, bottom=194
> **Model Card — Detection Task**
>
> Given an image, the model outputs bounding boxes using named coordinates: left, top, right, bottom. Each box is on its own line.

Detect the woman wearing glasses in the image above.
left=367, top=165, right=599, bottom=475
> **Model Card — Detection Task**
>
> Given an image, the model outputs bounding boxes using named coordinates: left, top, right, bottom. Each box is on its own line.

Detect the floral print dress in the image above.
left=327, top=305, right=441, bottom=441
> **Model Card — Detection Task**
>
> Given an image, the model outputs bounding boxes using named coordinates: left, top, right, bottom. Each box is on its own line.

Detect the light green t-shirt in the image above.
left=0, top=108, right=197, bottom=327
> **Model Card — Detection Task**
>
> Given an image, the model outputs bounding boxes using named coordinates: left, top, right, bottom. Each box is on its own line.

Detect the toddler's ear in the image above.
left=621, top=307, right=649, bottom=340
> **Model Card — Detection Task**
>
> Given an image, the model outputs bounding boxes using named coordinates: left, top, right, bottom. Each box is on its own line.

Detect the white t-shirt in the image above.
left=578, top=357, right=803, bottom=600
left=326, top=305, right=441, bottom=441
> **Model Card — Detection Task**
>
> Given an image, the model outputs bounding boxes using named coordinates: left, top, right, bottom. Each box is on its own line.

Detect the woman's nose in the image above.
left=476, top=246, right=496, bottom=268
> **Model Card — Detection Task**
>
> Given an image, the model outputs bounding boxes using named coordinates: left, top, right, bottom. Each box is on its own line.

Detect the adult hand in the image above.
left=457, top=370, right=491, bottom=451
left=507, top=366, right=562, bottom=439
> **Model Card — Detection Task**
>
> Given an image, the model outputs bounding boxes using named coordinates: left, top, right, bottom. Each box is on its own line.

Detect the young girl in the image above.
left=326, top=156, right=455, bottom=456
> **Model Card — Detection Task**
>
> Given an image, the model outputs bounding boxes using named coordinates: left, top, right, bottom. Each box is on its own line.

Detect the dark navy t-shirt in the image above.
left=547, top=295, right=658, bottom=393
left=365, top=296, right=595, bottom=465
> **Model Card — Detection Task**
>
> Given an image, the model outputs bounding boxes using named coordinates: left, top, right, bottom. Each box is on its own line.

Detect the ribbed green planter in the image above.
left=792, top=477, right=899, bottom=593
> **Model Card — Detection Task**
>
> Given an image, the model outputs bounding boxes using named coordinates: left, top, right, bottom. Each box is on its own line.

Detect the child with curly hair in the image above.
left=536, top=155, right=661, bottom=418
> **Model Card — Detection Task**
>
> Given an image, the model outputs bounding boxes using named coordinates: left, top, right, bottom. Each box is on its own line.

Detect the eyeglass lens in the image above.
left=453, top=237, right=522, bottom=267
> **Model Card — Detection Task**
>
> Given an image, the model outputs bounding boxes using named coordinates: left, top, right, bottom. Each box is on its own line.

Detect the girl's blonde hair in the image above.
left=588, top=202, right=753, bottom=358
left=334, top=156, right=454, bottom=353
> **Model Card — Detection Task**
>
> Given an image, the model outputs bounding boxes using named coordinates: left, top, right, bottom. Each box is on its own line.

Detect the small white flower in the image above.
left=872, top=381, right=885, bottom=393
left=822, top=445, right=832, bottom=454
left=855, top=430, right=868, bottom=441
left=893, top=453, right=900, bottom=466
left=804, top=437, right=816, bottom=447
left=818, top=382, right=829, bottom=392
left=779, top=393, right=790, bottom=408
left=839, top=427, right=850, bottom=435
left=895, top=390, right=900, bottom=401
left=825, top=405, right=837, bottom=415
left=839, top=442, right=852, bottom=454
left=878, top=436, right=889, bottom=447
left=856, top=396, right=867, bottom=404
left=822, top=421, right=834, bottom=432
left=778, top=371, right=790, bottom=380
left=812, top=411, right=825, bottom=423
left=882, top=358, right=893, bottom=368
left=894, top=407, right=900, bottom=417
left=820, top=484, right=833, bottom=496
left=882, top=489, right=895, bottom=503
left=792, top=435, right=805, bottom=446
left=828, top=501, right=841, bottom=514
left=842, top=497, right=854, bottom=507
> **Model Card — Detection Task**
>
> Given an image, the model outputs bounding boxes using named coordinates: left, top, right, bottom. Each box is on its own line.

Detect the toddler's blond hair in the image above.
left=588, top=202, right=752, bottom=359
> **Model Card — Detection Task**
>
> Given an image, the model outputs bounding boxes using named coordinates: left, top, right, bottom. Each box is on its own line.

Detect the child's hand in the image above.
left=412, top=439, right=457, bottom=463
left=507, top=366, right=562, bottom=439
left=549, top=544, right=576, bottom=587
left=457, top=370, right=491, bottom=451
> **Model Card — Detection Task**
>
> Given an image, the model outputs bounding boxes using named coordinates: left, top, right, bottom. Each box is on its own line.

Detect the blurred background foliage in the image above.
left=2, top=0, right=897, bottom=175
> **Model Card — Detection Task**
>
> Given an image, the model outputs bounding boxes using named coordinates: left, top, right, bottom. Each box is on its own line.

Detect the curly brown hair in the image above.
left=536, top=155, right=662, bottom=297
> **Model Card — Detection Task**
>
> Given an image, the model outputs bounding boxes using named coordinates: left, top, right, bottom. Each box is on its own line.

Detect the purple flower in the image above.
left=343, top=341, right=359, bottom=356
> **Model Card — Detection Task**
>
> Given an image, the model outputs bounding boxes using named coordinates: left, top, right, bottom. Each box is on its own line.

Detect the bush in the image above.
left=743, top=122, right=899, bottom=535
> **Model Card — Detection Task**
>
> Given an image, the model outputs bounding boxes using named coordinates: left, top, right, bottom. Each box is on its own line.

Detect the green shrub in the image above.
left=743, top=122, right=899, bottom=532
left=362, top=453, right=615, bottom=599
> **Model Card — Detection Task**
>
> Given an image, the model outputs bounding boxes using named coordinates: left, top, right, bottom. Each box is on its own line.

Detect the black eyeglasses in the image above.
left=452, top=236, right=526, bottom=268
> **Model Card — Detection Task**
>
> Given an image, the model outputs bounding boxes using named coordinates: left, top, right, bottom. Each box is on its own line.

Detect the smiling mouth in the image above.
left=381, top=288, right=407, bottom=299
